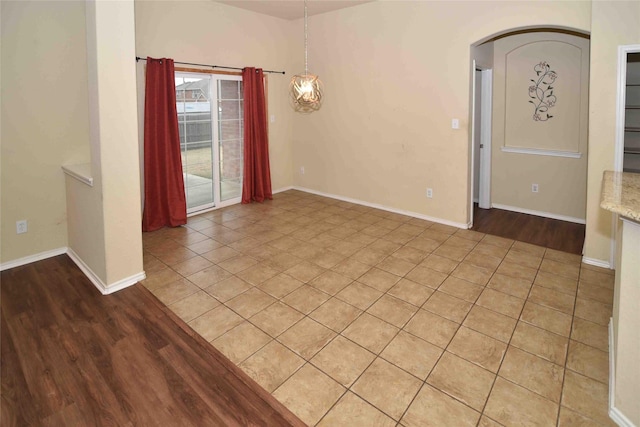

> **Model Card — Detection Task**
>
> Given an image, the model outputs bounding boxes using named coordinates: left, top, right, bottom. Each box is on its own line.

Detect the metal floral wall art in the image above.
left=528, top=61, right=557, bottom=121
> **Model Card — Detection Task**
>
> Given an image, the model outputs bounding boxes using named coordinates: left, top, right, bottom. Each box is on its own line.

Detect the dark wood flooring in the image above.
left=1, top=255, right=305, bottom=427
left=471, top=204, right=585, bottom=255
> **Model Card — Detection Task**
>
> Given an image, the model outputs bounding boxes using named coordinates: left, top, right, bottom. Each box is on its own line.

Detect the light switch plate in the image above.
left=16, top=220, right=27, bottom=234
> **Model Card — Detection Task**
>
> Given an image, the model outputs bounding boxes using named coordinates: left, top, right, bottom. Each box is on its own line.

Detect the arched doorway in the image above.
left=468, top=28, right=590, bottom=253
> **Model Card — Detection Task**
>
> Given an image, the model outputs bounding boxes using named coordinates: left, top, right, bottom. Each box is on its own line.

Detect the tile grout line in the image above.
left=143, top=192, right=606, bottom=425
left=173, top=222, right=486, bottom=421
left=369, top=233, right=501, bottom=424
left=287, top=227, right=469, bottom=424
left=440, top=237, right=516, bottom=425
left=555, top=260, right=580, bottom=427
left=268, top=211, right=425, bottom=424
left=476, top=244, right=546, bottom=425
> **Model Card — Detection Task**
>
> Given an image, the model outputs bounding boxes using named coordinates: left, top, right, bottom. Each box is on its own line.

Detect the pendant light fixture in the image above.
left=290, top=0, right=323, bottom=113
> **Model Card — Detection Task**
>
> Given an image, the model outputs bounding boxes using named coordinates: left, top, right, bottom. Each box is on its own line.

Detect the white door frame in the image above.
left=611, top=44, right=640, bottom=267
left=479, top=69, right=493, bottom=209
left=211, top=74, right=244, bottom=210
left=469, top=60, right=478, bottom=227
left=614, top=44, right=640, bottom=171
left=177, top=72, right=244, bottom=215
left=469, top=62, right=493, bottom=227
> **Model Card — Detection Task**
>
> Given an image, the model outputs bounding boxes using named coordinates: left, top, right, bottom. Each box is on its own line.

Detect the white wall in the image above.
left=80, top=0, right=143, bottom=286
left=584, top=0, right=640, bottom=265
left=1, top=1, right=90, bottom=264
left=491, top=32, right=590, bottom=221
left=4, top=0, right=639, bottom=276
left=473, top=42, right=494, bottom=70
left=613, top=217, right=640, bottom=426
left=292, top=1, right=591, bottom=226
left=134, top=0, right=296, bottom=195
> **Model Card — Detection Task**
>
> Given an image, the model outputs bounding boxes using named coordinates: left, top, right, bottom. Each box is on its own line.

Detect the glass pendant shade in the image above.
left=290, top=0, right=323, bottom=113
left=290, top=72, right=323, bottom=113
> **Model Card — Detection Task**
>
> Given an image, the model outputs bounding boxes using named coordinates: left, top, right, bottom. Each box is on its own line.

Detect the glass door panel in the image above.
left=217, top=79, right=243, bottom=202
left=175, top=73, right=243, bottom=213
left=175, top=74, right=215, bottom=212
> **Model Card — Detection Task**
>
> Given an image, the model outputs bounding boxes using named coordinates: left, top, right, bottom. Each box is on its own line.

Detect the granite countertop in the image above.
left=600, top=171, right=640, bottom=221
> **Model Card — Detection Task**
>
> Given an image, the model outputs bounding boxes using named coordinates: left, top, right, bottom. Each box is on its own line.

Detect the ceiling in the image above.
left=216, top=0, right=373, bottom=20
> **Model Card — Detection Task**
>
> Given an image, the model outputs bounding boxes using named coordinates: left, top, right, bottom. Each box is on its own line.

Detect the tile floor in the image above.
left=141, top=190, right=616, bottom=427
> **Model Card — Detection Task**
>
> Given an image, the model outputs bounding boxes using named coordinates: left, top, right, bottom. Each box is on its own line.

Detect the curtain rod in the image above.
left=135, top=56, right=285, bottom=75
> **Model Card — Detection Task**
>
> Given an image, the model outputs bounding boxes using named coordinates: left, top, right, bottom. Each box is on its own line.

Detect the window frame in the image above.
left=175, top=69, right=245, bottom=214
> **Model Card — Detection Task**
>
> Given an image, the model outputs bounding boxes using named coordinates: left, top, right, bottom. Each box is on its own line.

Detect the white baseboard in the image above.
left=609, top=318, right=637, bottom=427
left=2, top=247, right=145, bottom=295
left=0, top=247, right=68, bottom=271
left=67, top=248, right=145, bottom=295
left=582, top=257, right=612, bottom=270
left=104, top=271, right=146, bottom=294
left=293, top=186, right=468, bottom=229
left=491, top=203, right=586, bottom=224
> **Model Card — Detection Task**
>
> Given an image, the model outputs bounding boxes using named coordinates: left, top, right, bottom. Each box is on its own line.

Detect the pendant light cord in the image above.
left=304, top=0, right=308, bottom=76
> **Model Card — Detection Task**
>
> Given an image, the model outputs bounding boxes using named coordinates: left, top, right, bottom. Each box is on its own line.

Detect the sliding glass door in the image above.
left=217, top=79, right=244, bottom=203
left=175, top=73, right=243, bottom=213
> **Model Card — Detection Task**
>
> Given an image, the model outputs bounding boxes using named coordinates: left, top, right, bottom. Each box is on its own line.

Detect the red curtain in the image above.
left=142, top=57, right=187, bottom=231
left=242, top=67, right=273, bottom=204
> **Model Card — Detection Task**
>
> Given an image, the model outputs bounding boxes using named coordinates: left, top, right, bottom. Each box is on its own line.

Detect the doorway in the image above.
left=474, top=68, right=492, bottom=209
left=175, top=73, right=244, bottom=214
left=611, top=45, right=640, bottom=266
left=615, top=47, right=640, bottom=172
left=468, top=29, right=590, bottom=234
left=470, top=64, right=493, bottom=226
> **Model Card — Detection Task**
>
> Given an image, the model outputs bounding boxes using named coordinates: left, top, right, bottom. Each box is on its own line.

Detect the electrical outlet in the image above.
left=532, top=183, right=539, bottom=193
left=426, top=188, right=433, bottom=198
left=300, top=166, right=305, bottom=175
left=451, top=118, right=460, bottom=129
left=16, top=220, right=27, bottom=234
